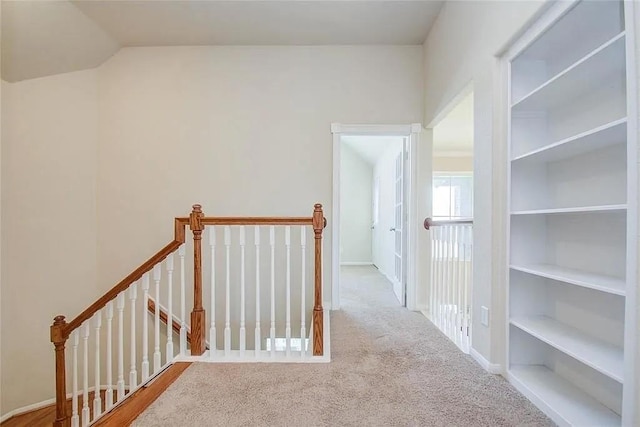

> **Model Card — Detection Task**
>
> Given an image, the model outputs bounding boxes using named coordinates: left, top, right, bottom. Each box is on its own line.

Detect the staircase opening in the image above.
left=48, top=204, right=329, bottom=426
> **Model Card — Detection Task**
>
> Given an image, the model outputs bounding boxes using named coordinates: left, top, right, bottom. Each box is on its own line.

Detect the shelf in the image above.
left=511, top=118, right=627, bottom=162
left=509, top=264, right=625, bottom=296
left=509, top=365, right=621, bottom=427
left=511, top=205, right=627, bottom=216
left=512, top=33, right=626, bottom=111
left=510, top=316, right=623, bottom=383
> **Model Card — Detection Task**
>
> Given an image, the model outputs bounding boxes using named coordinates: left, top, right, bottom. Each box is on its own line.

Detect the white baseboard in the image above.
left=469, top=347, right=503, bottom=375
left=0, top=385, right=120, bottom=423
left=340, top=262, right=373, bottom=266
left=1, top=397, right=57, bottom=423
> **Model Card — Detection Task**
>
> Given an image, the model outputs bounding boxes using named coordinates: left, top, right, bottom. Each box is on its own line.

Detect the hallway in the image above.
left=133, top=266, right=551, bottom=426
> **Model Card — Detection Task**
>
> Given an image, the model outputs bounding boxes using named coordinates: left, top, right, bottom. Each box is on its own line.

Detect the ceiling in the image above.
left=342, top=135, right=404, bottom=166
left=433, top=91, right=474, bottom=156
left=1, top=0, right=445, bottom=82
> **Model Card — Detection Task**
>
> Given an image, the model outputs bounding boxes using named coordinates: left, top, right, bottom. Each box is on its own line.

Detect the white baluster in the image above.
left=433, top=228, right=438, bottom=326
left=254, top=226, right=261, bottom=359
left=437, top=227, right=444, bottom=329
left=105, top=301, right=114, bottom=411
left=81, top=322, right=90, bottom=426
left=443, top=226, right=450, bottom=332
left=224, top=226, right=231, bottom=356
left=240, top=226, right=246, bottom=356
left=453, top=226, right=460, bottom=346
left=429, top=230, right=435, bottom=323
left=71, top=330, right=79, bottom=427
left=209, top=227, right=217, bottom=359
left=464, top=225, right=473, bottom=351
left=153, top=264, right=161, bottom=373
left=449, top=227, right=456, bottom=342
left=458, top=227, right=464, bottom=347
left=129, top=282, right=138, bottom=389
left=141, top=273, right=150, bottom=381
left=300, top=227, right=306, bottom=358
left=179, top=245, right=187, bottom=356
left=270, top=226, right=276, bottom=358
left=116, top=292, right=125, bottom=401
left=285, top=226, right=291, bottom=357
left=93, top=311, right=102, bottom=418
left=166, top=254, right=174, bottom=363
left=448, top=226, right=454, bottom=338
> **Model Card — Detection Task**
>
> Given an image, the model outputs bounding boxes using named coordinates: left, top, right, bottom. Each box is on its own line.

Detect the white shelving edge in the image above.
left=509, top=264, right=626, bottom=296
left=512, top=118, right=627, bottom=162
left=512, top=32, right=626, bottom=110
left=509, top=365, right=621, bottom=427
left=511, top=204, right=627, bottom=216
left=510, top=315, right=624, bottom=383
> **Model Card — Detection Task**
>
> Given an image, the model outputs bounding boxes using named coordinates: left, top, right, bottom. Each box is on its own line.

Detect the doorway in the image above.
left=339, top=135, right=405, bottom=304
left=331, top=124, right=422, bottom=311
left=426, top=89, right=474, bottom=353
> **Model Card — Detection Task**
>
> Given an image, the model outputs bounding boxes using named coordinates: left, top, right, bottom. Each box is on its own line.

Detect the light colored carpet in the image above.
left=133, top=266, right=553, bottom=426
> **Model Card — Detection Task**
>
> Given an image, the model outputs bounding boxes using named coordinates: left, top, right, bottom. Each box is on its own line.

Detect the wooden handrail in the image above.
left=423, top=217, right=474, bottom=230
left=201, top=217, right=313, bottom=226
left=148, top=298, right=192, bottom=344
left=63, top=217, right=190, bottom=336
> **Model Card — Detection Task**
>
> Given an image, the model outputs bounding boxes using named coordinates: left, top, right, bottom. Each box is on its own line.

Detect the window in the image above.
left=433, top=173, right=473, bottom=220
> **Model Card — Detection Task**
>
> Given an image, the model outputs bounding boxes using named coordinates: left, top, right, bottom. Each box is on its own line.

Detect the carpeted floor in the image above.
left=133, top=266, right=553, bottom=426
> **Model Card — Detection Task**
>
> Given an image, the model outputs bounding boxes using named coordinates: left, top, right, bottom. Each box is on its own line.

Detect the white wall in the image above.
left=433, top=156, right=473, bottom=172
left=372, top=140, right=403, bottom=285
left=1, top=69, right=99, bottom=413
left=0, top=44, right=423, bottom=414
left=422, top=0, right=546, bottom=364
left=340, top=144, right=373, bottom=264
left=96, top=45, right=423, bottom=300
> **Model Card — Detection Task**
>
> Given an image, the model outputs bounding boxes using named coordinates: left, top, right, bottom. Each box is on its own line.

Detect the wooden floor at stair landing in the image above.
left=1, top=362, right=191, bottom=427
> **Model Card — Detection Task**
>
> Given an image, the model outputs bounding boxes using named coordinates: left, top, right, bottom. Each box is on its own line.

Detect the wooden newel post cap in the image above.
left=312, top=203, right=324, bottom=231
left=190, top=204, right=204, bottom=232
left=51, top=315, right=67, bottom=343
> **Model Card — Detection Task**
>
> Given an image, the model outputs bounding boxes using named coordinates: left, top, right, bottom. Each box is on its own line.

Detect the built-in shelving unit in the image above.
left=509, top=365, right=621, bottom=427
left=506, top=0, right=636, bottom=425
left=509, top=264, right=626, bottom=296
left=511, top=315, right=623, bottom=382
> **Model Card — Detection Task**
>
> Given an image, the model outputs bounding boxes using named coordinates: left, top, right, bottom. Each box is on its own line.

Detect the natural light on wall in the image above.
left=433, top=173, right=473, bottom=220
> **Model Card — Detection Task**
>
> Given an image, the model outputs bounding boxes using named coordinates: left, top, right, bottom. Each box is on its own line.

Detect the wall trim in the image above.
left=469, top=347, right=503, bottom=375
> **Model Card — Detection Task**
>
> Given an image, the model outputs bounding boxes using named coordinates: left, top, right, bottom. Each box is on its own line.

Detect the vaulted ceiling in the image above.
left=1, top=0, right=444, bottom=82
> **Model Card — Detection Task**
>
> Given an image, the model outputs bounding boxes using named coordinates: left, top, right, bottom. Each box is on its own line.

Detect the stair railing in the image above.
left=50, top=203, right=325, bottom=426
left=424, top=217, right=473, bottom=353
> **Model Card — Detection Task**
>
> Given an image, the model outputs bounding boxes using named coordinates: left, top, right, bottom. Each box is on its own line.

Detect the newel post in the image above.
left=312, top=204, right=324, bottom=356
left=190, top=204, right=207, bottom=355
left=50, top=315, right=69, bottom=427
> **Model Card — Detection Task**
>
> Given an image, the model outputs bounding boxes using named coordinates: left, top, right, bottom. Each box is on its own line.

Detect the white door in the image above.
left=392, top=144, right=405, bottom=304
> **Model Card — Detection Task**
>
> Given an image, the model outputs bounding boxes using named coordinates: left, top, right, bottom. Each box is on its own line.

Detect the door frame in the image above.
left=331, top=123, right=422, bottom=310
